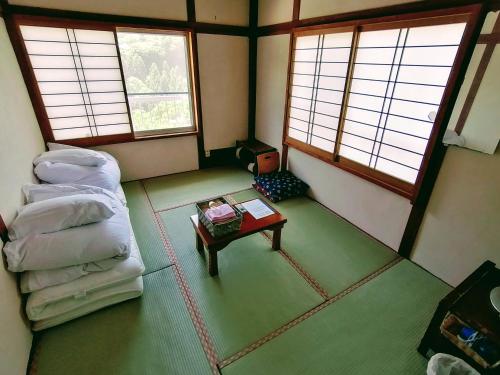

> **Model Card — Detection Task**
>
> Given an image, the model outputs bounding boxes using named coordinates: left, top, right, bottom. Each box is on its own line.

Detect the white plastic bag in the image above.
left=427, top=354, right=480, bottom=375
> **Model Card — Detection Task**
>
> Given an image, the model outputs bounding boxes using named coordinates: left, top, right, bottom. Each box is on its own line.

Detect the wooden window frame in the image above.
left=8, top=14, right=200, bottom=147
left=282, top=6, right=482, bottom=201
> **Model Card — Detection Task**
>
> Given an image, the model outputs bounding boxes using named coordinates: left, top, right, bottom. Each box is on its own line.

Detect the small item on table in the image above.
left=205, top=203, right=236, bottom=223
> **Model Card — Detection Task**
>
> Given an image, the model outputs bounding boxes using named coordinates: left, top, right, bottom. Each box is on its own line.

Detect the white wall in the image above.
left=448, top=12, right=500, bottom=155
left=0, top=18, right=45, bottom=375
left=92, top=136, right=199, bottom=181
left=255, top=34, right=290, bottom=155
left=197, top=34, right=249, bottom=151
left=288, top=149, right=412, bottom=249
left=258, top=0, right=293, bottom=26
left=299, top=0, right=420, bottom=20
left=195, top=0, right=249, bottom=26
left=411, top=147, right=500, bottom=286
left=8, top=0, right=188, bottom=20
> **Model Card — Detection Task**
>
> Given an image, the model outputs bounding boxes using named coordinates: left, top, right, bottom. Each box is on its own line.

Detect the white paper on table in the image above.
left=241, top=199, right=274, bottom=219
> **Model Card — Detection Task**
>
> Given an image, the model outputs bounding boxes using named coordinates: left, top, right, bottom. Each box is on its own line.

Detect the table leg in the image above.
left=272, top=227, right=282, bottom=250
left=196, top=232, right=204, bottom=254
left=208, top=248, right=218, bottom=276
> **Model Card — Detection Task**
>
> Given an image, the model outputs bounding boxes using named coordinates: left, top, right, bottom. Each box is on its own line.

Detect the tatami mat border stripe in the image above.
left=140, top=181, right=221, bottom=375
left=224, top=194, right=330, bottom=300
left=154, top=188, right=252, bottom=213
left=219, top=256, right=403, bottom=368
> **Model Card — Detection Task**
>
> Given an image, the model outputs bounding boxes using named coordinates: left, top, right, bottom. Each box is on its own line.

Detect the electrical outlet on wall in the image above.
left=205, top=150, right=210, bottom=157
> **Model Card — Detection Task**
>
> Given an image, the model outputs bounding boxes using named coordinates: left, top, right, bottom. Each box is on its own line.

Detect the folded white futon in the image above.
left=27, top=213, right=145, bottom=331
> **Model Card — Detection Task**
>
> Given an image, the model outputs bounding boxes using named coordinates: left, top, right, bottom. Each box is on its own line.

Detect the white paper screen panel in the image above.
left=20, top=25, right=131, bottom=140
left=341, top=23, right=466, bottom=184
left=288, top=31, right=353, bottom=152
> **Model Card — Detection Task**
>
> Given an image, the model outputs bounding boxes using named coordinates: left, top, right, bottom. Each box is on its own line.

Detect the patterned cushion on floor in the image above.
left=254, top=171, right=309, bottom=202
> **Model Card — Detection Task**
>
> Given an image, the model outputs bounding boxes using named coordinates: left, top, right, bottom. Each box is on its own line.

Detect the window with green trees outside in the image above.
left=117, top=30, right=196, bottom=136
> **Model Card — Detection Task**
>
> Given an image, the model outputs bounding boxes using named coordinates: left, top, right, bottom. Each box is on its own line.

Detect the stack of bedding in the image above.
left=2, top=144, right=144, bottom=331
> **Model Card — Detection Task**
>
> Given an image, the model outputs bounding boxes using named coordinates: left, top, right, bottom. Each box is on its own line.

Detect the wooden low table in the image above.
left=190, top=201, right=287, bottom=276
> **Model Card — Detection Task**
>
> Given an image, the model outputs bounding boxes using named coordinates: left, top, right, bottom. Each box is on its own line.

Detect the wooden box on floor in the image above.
left=418, top=261, right=500, bottom=374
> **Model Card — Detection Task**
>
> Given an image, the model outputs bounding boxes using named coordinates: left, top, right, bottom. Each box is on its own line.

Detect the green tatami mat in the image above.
left=223, top=260, right=450, bottom=375
left=232, top=189, right=398, bottom=296
left=33, top=268, right=212, bottom=375
left=160, top=204, right=324, bottom=360
left=122, top=181, right=172, bottom=274
left=143, top=167, right=254, bottom=211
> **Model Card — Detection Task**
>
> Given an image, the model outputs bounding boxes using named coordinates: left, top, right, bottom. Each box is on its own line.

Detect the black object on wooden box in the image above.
left=419, top=261, right=500, bottom=374
left=236, top=139, right=278, bottom=175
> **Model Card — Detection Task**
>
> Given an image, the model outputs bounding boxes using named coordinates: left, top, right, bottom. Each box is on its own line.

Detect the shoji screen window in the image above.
left=284, top=14, right=469, bottom=197
left=20, top=25, right=132, bottom=141
left=340, top=21, right=467, bottom=185
left=287, top=28, right=354, bottom=157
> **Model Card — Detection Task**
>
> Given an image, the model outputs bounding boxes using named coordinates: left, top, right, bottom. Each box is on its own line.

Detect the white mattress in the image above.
left=115, top=184, right=127, bottom=206
left=32, top=276, right=143, bottom=331
left=26, top=216, right=144, bottom=327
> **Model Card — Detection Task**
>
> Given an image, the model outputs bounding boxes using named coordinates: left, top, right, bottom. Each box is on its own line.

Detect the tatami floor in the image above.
left=29, top=167, right=450, bottom=375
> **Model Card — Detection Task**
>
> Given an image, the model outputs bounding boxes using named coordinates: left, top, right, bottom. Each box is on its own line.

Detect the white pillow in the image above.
left=3, top=205, right=130, bottom=272
left=47, top=142, right=79, bottom=151
left=34, top=149, right=107, bottom=167
left=22, top=183, right=124, bottom=206
left=47, top=143, right=118, bottom=164
left=9, top=194, right=115, bottom=240
left=34, top=159, right=121, bottom=192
